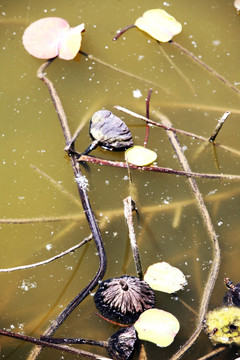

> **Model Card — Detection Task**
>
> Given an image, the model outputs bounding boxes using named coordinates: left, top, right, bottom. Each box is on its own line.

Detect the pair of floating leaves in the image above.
left=22, top=17, right=85, bottom=60
left=135, top=9, right=182, bottom=42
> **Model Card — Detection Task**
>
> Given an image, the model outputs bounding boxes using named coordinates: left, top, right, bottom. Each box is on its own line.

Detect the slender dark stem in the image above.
left=114, top=105, right=240, bottom=157
left=113, top=24, right=136, bottom=41
left=170, top=41, right=240, bottom=95
left=41, top=335, right=108, bottom=348
left=79, top=154, right=240, bottom=181
left=144, top=88, right=153, bottom=147
left=0, top=329, right=110, bottom=359
left=28, top=61, right=107, bottom=360
left=209, top=111, right=231, bottom=142
left=123, top=196, right=143, bottom=279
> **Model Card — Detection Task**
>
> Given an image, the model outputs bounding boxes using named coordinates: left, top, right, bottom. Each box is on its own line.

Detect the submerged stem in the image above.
left=170, top=40, right=240, bottom=95
left=160, top=114, right=221, bottom=360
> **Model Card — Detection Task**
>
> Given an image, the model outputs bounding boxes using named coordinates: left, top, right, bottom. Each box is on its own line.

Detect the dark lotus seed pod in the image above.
left=94, top=275, right=155, bottom=325
left=89, top=110, right=133, bottom=150
left=107, top=326, right=137, bottom=360
left=223, top=278, right=240, bottom=307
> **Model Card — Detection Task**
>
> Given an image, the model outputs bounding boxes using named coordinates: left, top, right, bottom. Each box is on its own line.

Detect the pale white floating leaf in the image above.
left=134, top=308, right=180, bottom=347
left=125, top=145, right=157, bottom=166
left=58, top=23, right=85, bottom=60
left=135, top=9, right=182, bottom=42
left=22, top=17, right=85, bottom=60
left=144, top=261, right=187, bottom=293
left=234, top=0, right=240, bottom=11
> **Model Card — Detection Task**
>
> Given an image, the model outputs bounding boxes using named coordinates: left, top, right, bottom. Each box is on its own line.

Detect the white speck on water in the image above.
left=137, top=55, right=144, bottom=61
left=218, top=221, right=223, bottom=226
left=105, top=180, right=109, bottom=185
left=212, top=39, right=221, bottom=46
left=207, top=189, right=218, bottom=196
left=19, top=279, right=37, bottom=292
left=133, top=89, right=143, bottom=98
left=46, top=244, right=52, bottom=250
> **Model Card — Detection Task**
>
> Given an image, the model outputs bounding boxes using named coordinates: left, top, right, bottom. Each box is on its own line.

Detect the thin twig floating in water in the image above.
left=79, top=154, right=240, bottom=181
left=160, top=113, right=221, bottom=360
left=0, top=235, right=92, bottom=273
left=144, top=88, right=152, bottom=147
left=30, top=164, right=82, bottom=208
left=115, top=105, right=240, bottom=158
left=123, top=196, right=143, bottom=279
left=0, top=329, right=111, bottom=359
left=209, top=111, right=231, bottom=142
left=79, top=50, right=172, bottom=96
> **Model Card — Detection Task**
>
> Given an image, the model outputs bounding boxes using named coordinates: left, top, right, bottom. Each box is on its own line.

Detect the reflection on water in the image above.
left=0, top=0, right=240, bottom=359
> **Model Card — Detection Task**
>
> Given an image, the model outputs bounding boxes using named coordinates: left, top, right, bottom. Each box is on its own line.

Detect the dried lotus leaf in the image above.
left=90, top=110, right=133, bottom=150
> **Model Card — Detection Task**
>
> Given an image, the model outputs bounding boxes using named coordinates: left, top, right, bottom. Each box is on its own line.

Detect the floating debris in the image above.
left=223, top=278, right=240, bottom=307
left=204, top=306, right=240, bottom=345
left=83, top=110, right=133, bottom=154
left=107, top=326, right=137, bottom=360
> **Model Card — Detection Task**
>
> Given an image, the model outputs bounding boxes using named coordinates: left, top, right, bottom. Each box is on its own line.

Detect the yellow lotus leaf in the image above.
left=135, top=9, right=182, bottom=42
left=58, top=23, right=85, bottom=60
left=125, top=145, right=157, bottom=166
left=134, top=308, right=180, bottom=347
left=144, top=262, right=187, bottom=293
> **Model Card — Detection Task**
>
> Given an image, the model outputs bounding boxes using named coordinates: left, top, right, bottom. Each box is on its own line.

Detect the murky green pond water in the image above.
left=1, top=0, right=240, bottom=359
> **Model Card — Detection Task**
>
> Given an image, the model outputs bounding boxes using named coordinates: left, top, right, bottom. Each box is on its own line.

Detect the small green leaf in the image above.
left=125, top=146, right=157, bottom=166
left=135, top=9, right=182, bottom=42
left=134, top=308, right=180, bottom=347
left=144, top=262, right=187, bottom=293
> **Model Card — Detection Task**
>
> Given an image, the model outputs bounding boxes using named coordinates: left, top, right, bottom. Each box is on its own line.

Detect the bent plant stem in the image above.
left=28, top=60, right=107, bottom=360
left=160, top=114, right=221, bottom=360
left=0, top=330, right=110, bottom=360
left=170, top=41, right=240, bottom=95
